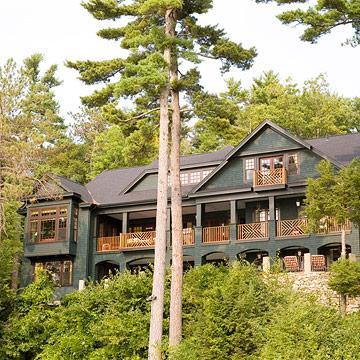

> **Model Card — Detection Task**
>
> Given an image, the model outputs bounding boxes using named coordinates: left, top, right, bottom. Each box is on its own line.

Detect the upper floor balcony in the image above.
left=253, top=168, right=287, bottom=188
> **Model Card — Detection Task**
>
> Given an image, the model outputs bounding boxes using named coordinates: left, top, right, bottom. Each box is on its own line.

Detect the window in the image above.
left=190, top=171, right=201, bottom=184
left=180, top=173, right=189, bottom=185
left=288, top=153, right=299, bottom=175
left=28, top=206, right=69, bottom=243
left=245, top=158, right=255, bottom=181
left=35, top=260, right=72, bottom=287
left=202, top=170, right=211, bottom=179
left=255, top=208, right=279, bottom=222
left=73, top=207, right=79, bottom=242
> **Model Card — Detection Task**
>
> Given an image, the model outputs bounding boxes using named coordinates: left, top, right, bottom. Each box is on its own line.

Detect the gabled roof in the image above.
left=28, top=121, right=359, bottom=207
left=190, top=120, right=349, bottom=194
left=51, top=175, right=93, bottom=203
left=121, top=146, right=233, bottom=194
left=86, top=147, right=232, bottom=205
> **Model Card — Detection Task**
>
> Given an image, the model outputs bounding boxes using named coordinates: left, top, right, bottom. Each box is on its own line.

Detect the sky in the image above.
left=0, top=0, right=359, bottom=123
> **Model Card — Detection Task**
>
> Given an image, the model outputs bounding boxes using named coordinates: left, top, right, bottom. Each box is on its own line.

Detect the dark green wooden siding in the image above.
left=239, top=127, right=300, bottom=155
left=202, top=157, right=243, bottom=190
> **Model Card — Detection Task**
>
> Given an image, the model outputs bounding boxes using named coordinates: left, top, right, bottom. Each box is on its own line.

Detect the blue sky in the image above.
left=0, top=0, right=359, bottom=123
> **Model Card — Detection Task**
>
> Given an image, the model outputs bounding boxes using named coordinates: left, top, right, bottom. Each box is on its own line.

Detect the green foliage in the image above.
left=2, top=264, right=360, bottom=359
left=191, top=72, right=359, bottom=152
left=303, top=159, right=360, bottom=231
left=329, top=259, right=360, bottom=298
left=256, top=0, right=360, bottom=46
left=0, top=269, right=55, bottom=359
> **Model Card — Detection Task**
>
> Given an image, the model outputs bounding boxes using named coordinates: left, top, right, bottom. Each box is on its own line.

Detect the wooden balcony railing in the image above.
left=277, top=218, right=308, bottom=237
left=238, top=222, right=268, bottom=241
left=202, top=226, right=230, bottom=243
left=182, top=228, right=195, bottom=245
left=97, top=231, right=156, bottom=252
left=277, top=218, right=351, bottom=238
left=317, top=219, right=351, bottom=234
left=253, top=168, right=287, bottom=187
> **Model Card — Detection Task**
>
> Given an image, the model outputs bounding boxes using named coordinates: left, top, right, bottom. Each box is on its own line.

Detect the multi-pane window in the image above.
left=202, top=170, right=212, bottom=179
left=28, top=206, right=69, bottom=243
left=288, top=153, right=299, bottom=175
left=180, top=173, right=189, bottom=185
left=190, top=171, right=201, bottom=184
left=245, top=158, right=255, bottom=181
left=167, top=168, right=214, bottom=187
left=35, top=260, right=72, bottom=287
left=73, top=207, right=79, bottom=242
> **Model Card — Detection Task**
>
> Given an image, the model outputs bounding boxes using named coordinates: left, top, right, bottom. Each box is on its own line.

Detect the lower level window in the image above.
left=35, top=260, right=72, bottom=287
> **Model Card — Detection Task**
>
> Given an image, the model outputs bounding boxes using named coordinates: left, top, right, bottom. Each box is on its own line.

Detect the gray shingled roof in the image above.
left=307, top=133, right=360, bottom=165
left=53, top=175, right=93, bottom=203
left=82, top=132, right=360, bottom=206
left=86, top=147, right=233, bottom=205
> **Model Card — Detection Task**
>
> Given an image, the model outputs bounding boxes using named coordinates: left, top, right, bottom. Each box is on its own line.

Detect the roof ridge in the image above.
left=306, top=132, right=359, bottom=141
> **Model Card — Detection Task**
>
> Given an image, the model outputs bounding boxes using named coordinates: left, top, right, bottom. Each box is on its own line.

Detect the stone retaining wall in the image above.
left=287, top=272, right=360, bottom=313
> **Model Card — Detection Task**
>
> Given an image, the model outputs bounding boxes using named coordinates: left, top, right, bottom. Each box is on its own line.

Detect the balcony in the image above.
left=97, top=228, right=195, bottom=252
left=237, top=222, right=268, bottom=241
left=276, top=218, right=351, bottom=238
left=253, top=168, right=287, bottom=188
left=202, top=226, right=230, bottom=243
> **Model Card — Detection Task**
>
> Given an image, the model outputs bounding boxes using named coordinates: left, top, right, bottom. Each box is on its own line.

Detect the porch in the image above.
left=95, top=196, right=352, bottom=253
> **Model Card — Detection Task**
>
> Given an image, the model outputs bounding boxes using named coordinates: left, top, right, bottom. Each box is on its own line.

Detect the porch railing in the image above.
left=317, top=219, right=351, bottom=234
left=277, top=218, right=308, bottom=237
left=253, top=168, right=287, bottom=187
left=182, top=228, right=195, bottom=245
left=97, top=231, right=156, bottom=252
left=238, top=222, right=268, bottom=241
left=202, top=226, right=230, bottom=243
left=277, top=218, right=351, bottom=237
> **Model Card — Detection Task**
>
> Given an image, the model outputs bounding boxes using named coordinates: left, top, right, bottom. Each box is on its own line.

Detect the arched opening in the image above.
left=203, top=252, right=229, bottom=266
left=237, top=249, right=269, bottom=268
left=95, top=260, right=120, bottom=281
left=127, top=257, right=154, bottom=274
left=279, top=246, right=309, bottom=272
left=318, top=243, right=351, bottom=265
left=183, top=255, right=194, bottom=272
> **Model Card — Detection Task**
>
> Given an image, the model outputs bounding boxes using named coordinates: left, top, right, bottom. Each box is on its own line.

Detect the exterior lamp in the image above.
left=296, top=200, right=301, bottom=207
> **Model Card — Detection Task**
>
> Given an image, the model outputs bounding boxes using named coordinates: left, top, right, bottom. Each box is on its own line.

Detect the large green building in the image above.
left=20, top=121, right=360, bottom=294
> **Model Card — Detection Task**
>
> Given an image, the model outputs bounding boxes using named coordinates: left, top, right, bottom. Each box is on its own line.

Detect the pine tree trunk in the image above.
left=168, top=8, right=183, bottom=347
left=341, top=228, right=346, bottom=259
left=148, top=9, right=172, bottom=360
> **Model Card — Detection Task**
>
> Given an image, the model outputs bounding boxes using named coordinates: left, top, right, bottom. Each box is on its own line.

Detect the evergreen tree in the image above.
left=69, top=0, right=257, bottom=354
left=256, top=0, right=360, bottom=46
left=191, top=72, right=360, bottom=152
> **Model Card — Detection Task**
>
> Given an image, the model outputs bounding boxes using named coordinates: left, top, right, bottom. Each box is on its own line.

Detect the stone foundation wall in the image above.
left=287, top=272, right=360, bottom=313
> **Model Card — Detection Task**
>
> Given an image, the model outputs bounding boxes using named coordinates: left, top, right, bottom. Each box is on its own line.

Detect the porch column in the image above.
left=229, top=199, right=238, bottom=243
left=194, top=203, right=203, bottom=266
left=268, top=196, right=277, bottom=259
left=122, top=212, right=128, bottom=234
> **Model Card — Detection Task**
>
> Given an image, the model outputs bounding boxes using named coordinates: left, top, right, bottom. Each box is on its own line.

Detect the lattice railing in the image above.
left=182, top=228, right=195, bottom=245
left=238, top=222, right=268, bottom=240
left=123, top=231, right=156, bottom=248
left=317, top=219, right=351, bottom=234
left=202, top=226, right=230, bottom=243
left=254, top=168, right=287, bottom=187
left=277, top=219, right=308, bottom=237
